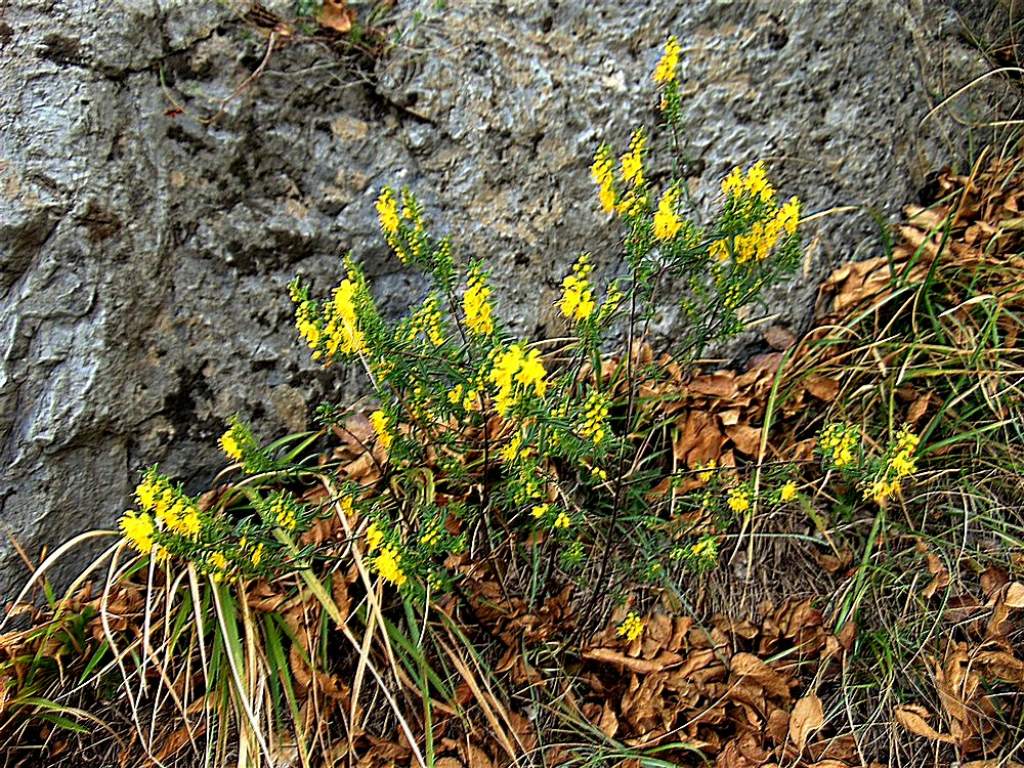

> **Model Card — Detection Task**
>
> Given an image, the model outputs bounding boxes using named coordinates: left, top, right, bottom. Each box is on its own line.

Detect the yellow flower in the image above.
left=208, top=551, right=230, bottom=584
left=370, top=409, right=393, bottom=451
left=375, top=188, right=399, bottom=237
left=553, top=511, right=572, bottom=529
left=652, top=36, right=681, bottom=85
left=325, top=279, right=367, bottom=357
left=776, top=196, right=801, bottom=236
left=366, top=521, right=384, bottom=552
left=779, top=481, right=798, bottom=502
left=709, top=239, right=729, bottom=263
left=420, top=526, right=441, bottom=547
left=721, top=166, right=744, bottom=197
left=744, top=161, right=774, bottom=203
left=120, top=511, right=155, bottom=554
left=219, top=430, right=243, bottom=462
left=691, top=536, right=717, bottom=560
left=820, top=424, right=858, bottom=468
left=653, top=187, right=681, bottom=240
left=180, top=505, right=202, bottom=539
left=489, top=344, right=547, bottom=416
left=374, top=545, right=406, bottom=587
left=558, top=254, right=596, bottom=323
left=617, top=611, right=645, bottom=642
left=463, top=267, right=494, bottom=336
left=726, top=487, right=751, bottom=514
left=531, top=503, right=550, bottom=519
left=579, top=390, right=610, bottom=445
left=271, top=496, right=298, bottom=531
left=697, top=459, right=717, bottom=484
left=251, top=543, right=265, bottom=568
left=591, top=146, right=616, bottom=215
left=619, top=127, right=646, bottom=187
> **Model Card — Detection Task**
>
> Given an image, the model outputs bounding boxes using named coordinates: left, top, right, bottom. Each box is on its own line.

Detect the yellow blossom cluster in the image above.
left=591, top=145, right=616, bottom=215
left=652, top=35, right=681, bottom=85
left=219, top=429, right=243, bottom=462
left=419, top=525, right=441, bottom=547
left=726, top=486, right=751, bottom=514
left=208, top=551, right=230, bottom=584
left=653, top=186, right=682, bottom=240
left=489, top=344, right=547, bottom=416
left=690, top=535, right=719, bottom=568
left=865, top=426, right=919, bottom=505
left=578, top=390, right=610, bottom=445
left=375, top=188, right=399, bottom=239
left=370, top=409, right=394, bottom=451
left=820, top=423, right=858, bottom=468
left=710, top=163, right=802, bottom=264
left=620, top=127, right=646, bottom=187
left=291, top=289, right=323, bottom=360
left=558, top=254, right=596, bottom=323
left=722, top=161, right=776, bottom=203
left=463, top=266, right=495, bottom=336
left=324, top=279, right=367, bottom=357
left=120, top=511, right=156, bottom=556
left=617, top=611, right=645, bottom=642
left=408, top=294, right=445, bottom=347
left=530, top=503, right=549, bottom=519
left=268, top=494, right=298, bottom=532
left=374, top=545, right=406, bottom=587
left=366, top=521, right=384, bottom=552
left=134, top=473, right=202, bottom=541
left=447, top=382, right=480, bottom=412
left=779, top=481, right=799, bottom=503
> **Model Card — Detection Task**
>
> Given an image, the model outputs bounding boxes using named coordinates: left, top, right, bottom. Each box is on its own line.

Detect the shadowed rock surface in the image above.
left=0, top=0, right=1009, bottom=593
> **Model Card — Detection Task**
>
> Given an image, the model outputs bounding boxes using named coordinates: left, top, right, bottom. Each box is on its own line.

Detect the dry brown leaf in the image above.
left=317, top=0, right=354, bottom=32
left=1003, top=582, right=1024, bottom=608
left=893, top=704, right=955, bottom=743
left=730, top=652, right=793, bottom=699
left=582, top=648, right=665, bottom=675
left=804, top=375, right=840, bottom=402
left=598, top=700, right=619, bottom=738
left=790, top=692, right=824, bottom=751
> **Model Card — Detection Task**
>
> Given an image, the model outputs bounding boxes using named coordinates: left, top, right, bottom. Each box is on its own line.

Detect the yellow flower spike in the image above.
left=558, top=254, right=596, bottom=323
left=619, top=127, right=647, bottom=187
left=375, top=188, right=399, bottom=237
left=617, top=611, right=645, bottom=642
left=726, top=487, right=751, bottom=514
left=779, top=481, right=798, bottom=503
left=591, top=146, right=617, bottom=215
left=374, top=545, right=406, bottom=587
left=120, top=510, right=155, bottom=554
left=219, top=430, right=243, bottom=462
left=328, top=279, right=367, bottom=357
left=370, top=409, right=393, bottom=451
left=652, top=36, right=681, bottom=85
left=463, top=267, right=495, bottom=336
left=366, top=521, right=384, bottom=552
left=653, top=186, right=682, bottom=240
left=697, top=459, right=717, bottom=484
left=721, top=166, right=743, bottom=197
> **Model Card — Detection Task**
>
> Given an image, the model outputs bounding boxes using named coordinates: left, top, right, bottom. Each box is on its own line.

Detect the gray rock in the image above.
left=0, top=0, right=1009, bottom=595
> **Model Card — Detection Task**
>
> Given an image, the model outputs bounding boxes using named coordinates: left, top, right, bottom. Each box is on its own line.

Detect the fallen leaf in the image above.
left=893, top=704, right=955, bottom=743
left=317, top=0, right=354, bottom=32
left=789, top=692, right=824, bottom=751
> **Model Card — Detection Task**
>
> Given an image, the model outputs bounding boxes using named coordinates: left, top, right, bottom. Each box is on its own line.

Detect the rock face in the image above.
left=0, top=0, right=1007, bottom=593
